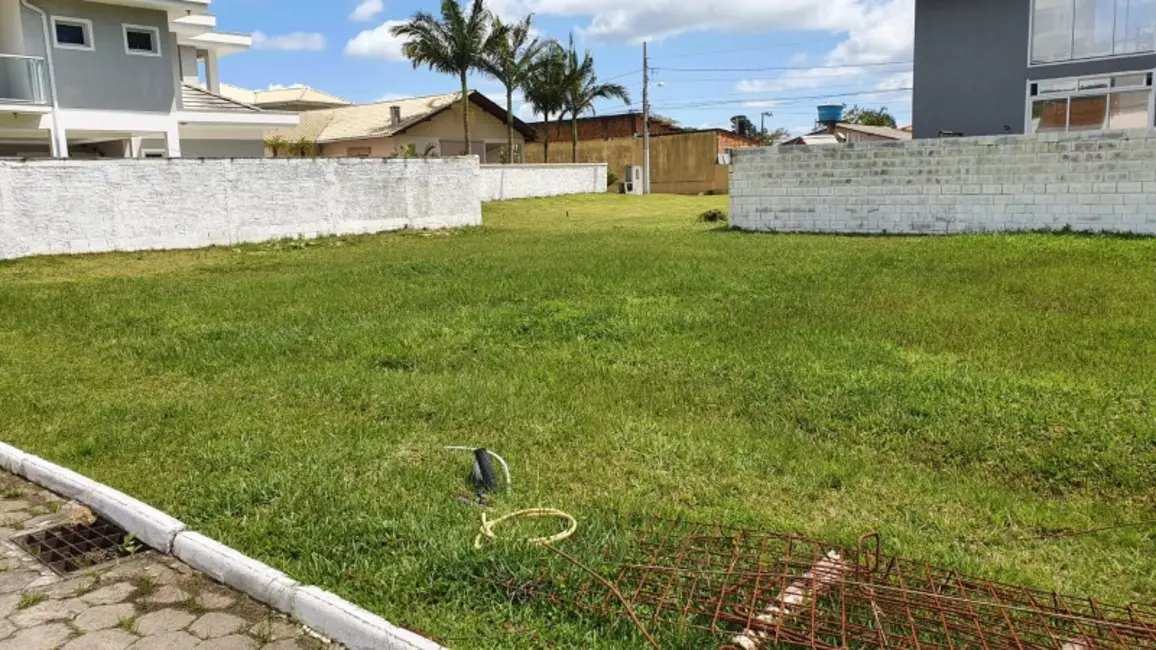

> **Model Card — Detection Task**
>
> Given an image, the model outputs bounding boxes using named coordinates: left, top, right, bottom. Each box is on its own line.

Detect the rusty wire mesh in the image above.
left=522, top=518, right=1156, bottom=650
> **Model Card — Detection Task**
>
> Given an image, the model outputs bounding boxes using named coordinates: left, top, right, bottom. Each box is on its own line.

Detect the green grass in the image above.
left=1, top=195, right=1154, bottom=647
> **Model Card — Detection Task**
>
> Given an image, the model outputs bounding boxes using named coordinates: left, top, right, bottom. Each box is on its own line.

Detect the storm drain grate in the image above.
left=13, top=517, right=146, bottom=575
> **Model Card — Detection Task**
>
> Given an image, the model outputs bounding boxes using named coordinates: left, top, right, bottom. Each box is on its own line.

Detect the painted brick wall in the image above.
left=0, top=157, right=482, bottom=260
left=480, top=163, right=608, bottom=201
left=729, top=130, right=1156, bottom=235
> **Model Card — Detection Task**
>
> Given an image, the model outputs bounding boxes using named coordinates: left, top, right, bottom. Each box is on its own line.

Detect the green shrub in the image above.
left=607, top=171, right=619, bottom=188
left=698, top=208, right=727, bottom=223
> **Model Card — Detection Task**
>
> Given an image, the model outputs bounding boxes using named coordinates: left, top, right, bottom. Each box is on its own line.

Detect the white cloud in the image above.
left=345, top=21, right=408, bottom=61
left=252, top=31, right=327, bottom=51
left=350, top=0, right=384, bottom=22
left=376, top=92, right=410, bottom=102
left=743, top=100, right=780, bottom=108
left=267, top=83, right=308, bottom=90
left=789, top=52, right=809, bottom=65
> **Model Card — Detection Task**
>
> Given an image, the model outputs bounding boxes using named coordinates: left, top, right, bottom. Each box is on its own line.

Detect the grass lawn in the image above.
left=1, top=194, right=1154, bottom=647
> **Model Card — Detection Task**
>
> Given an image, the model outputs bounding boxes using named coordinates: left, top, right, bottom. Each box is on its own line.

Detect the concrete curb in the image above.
left=1, top=446, right=448, bottom=650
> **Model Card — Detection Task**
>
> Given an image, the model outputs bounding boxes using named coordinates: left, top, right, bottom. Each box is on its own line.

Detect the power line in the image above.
left=647, top=37, right=846, bottom=60
left=654, top=60, right=913, bottom=73
left=649, top=87, right=913, bottom=111
left=603, top=69, right=642, bottom=81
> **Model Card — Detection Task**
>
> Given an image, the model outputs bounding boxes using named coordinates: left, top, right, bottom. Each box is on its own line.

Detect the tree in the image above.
left=762, top=127, right=792, bottom=145
left=843, top=105, right=897, bottom=128
left=263, top=135, right=288, bottom=157
left=561, top=35, right=630, bottom=163
left=479, top=15, right=544, bottom=164
left=730, top=115, right=757, bottom=138
left=522, top=42, right=568, bottom=161
left=391, top=0, right=492, bottom=156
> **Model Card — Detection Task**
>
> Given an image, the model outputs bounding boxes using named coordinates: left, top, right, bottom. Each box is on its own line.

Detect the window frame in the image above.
left=346, top=147, right=372, bottom=158
left=122, top=24, right=162, bottom=57
left=50, top=16, right=94, bottom=52
left=1028, top=0, right=1156, bottom=67
left=1024, top=69, right=1156, bottom=132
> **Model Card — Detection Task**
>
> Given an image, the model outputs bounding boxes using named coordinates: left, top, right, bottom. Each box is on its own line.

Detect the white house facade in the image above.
left=0, top=0, right=296, bottom=158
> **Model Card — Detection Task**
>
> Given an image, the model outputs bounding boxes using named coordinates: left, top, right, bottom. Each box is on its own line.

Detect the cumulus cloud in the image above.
left=350, top=0, right=385, bottom=22
left=345, top=21, right=408, bottom=61
left=252, top=31, right=327, bottom=51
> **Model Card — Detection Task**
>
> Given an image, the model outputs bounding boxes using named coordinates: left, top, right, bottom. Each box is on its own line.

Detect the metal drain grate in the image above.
left=14, top=517, right=146, bottom=575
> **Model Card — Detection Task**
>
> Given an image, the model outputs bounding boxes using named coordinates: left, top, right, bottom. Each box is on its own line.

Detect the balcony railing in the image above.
left=0, top=54, right=48, bottom=105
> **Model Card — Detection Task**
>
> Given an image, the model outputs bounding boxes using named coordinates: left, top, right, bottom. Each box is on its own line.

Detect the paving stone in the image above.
left=81, top=582, right=137, bottom=605
left=10, top=597, right=85, bottom=627
left=0, top=593, right=19, bottom=618
left=62, top=629, right=138, bottom=650
left=0, top=570, right=38, bottom=594
left=142, top=584, right=190, bottom=605
left=260, top=639, right=322, bottom=650
left=126, top=631, right=200, bottom=650
left=190, top=612, right=248, bottom=639
left=0, top=619, right=13, bottom=640
left=250, top=619, right=302, bottom=643
left=22, top=513, right=64, bottom=529
left=135, top=608, right=196, bottom=636
left=197, top=635, right=258, bottom=650
left=0, top=512, right=29, bottom=527
left=75, top=603, right=137, bottom=632
left=0, top=621, right=73, bottom=650
left=37, top=574, right=98, bottom=599
left=0, top=501, right=30, bottom=513
left=197, top=589, right=236, bottom=610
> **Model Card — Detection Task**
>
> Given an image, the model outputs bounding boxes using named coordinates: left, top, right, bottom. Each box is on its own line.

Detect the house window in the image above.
left=1031, top=0, right=1156, bottom=64
left=347, top=147, right=372, bottom=157
left=1028, top=71, right=1154, bottom=132
left=123, top=25, right=161, bottom=56
left=51, top=16, right=93, bottom=51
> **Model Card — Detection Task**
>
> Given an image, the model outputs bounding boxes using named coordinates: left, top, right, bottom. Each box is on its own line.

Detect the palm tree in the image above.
left=479, top=15, right=544, bottom=164
left=391, top=0, right=492, bottom=156
left=522, top=42, right=567, bottom=162
left=562, top=36, right=631, bottom=163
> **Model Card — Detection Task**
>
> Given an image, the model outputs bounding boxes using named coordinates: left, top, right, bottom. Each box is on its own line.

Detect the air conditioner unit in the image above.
left=624, top=165, right=643, bottom=195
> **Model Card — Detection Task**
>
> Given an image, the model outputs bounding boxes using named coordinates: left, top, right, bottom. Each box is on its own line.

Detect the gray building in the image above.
left=0, top=0, right=295, bottom=158
left=913, top=0, right=1155, bottom=139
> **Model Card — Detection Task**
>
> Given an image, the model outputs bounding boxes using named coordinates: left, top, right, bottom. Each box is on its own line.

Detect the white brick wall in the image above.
left=729, top=129, right=1156, bottom=235
left=0, top=157, right=483, bottom=260
left=480, top=163, right=608, bottom=201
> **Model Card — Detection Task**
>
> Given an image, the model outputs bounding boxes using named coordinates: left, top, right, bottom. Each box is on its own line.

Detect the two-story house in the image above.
left=0, top=0, right=296, bottom=158
left=913, top=0, right=1155, bottom=138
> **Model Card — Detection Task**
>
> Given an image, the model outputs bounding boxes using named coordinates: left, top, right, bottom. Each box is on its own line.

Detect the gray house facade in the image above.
left=913, top=0, right=1156, bottom=138
left=0, top=0, right=295, bottom=158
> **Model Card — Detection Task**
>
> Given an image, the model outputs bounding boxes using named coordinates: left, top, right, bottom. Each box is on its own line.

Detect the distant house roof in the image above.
left=180, top=84, right=262, bottom=113
left=268, top=91, right=533, bottom=143
left=783, top=133, right=842, bottom=146
left=806, top=123, right=912, bottom=141
left=219, top=83, right=350, bottom=109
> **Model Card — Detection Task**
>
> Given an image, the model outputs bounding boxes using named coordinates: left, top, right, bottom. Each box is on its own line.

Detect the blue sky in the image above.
left=213, top=0, right=914, bottom=134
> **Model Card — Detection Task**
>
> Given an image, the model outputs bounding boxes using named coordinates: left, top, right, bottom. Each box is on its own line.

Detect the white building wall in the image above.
left=480, top=163, right=607, bottom=201
left=0, top=157, right=482, bottom=259
left=730, top=130, right=1156, bottom=235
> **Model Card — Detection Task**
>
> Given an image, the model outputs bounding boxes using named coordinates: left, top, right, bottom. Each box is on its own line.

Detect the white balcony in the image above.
left=0, top=54, right=49, bottom=108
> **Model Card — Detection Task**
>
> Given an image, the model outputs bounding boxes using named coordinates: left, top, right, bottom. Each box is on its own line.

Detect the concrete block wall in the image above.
left=480, top=163, right=608, bottom=201
left=729, top=129, right=1156, bottom=235
left=0, top=157, right=483, bottom=260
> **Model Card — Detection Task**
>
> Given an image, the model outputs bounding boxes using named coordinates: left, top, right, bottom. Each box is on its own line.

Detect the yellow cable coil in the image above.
left=473, top=508, right=578, bottom=550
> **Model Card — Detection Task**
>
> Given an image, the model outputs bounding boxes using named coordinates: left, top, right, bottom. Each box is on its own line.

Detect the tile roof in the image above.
left=834, top=123, right=913, bottom=140
left=180, top=84, right=262, bottom=113
left=268, top=91, right=532, bottom=143
left=219, top=83, right=350, bottom=108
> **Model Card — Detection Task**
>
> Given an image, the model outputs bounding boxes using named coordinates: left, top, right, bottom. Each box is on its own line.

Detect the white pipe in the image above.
left=19, top=0, right=66, bottom=158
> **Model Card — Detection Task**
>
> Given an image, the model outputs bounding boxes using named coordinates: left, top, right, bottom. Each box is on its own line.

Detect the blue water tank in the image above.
left=817, top=104, right=845, bottom=124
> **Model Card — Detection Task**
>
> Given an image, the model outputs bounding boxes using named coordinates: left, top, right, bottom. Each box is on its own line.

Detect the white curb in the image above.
left=0, top=443, right=27, bottom=475
left=21, top=456, right=185, bottom=553
left=172, top=532, right=300, bottom=614
left=293, top=586, right=446, bottom=650
left=2, top=446, right=449, bottom=650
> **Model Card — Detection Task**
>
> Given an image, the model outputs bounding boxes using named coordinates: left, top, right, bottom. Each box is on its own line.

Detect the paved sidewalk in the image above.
left=0, top=470, right=338, bottom=650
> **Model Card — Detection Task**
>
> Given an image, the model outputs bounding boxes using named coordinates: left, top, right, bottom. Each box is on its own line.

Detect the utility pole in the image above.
left=761, top=111, right=773, bottom=134
left=642, top=41, right=650, bottom=195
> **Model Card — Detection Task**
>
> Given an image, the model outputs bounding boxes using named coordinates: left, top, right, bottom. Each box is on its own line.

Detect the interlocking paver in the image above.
left=135, top=607, right=195, bottom=635
left=198, top=634, right=259, bottom=650
left=0, top=621, right=72, bottom=650
left=190, top=611, right=249, bottom=639
left=75, top=603, right=137, bottom=632
left=126, top=631, right=200, bottom=650
left=62, top=628, right=138, bottom=650
left=0, top=471, right=341, bottom=650
left=81, top=582, right=137, bottom=605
